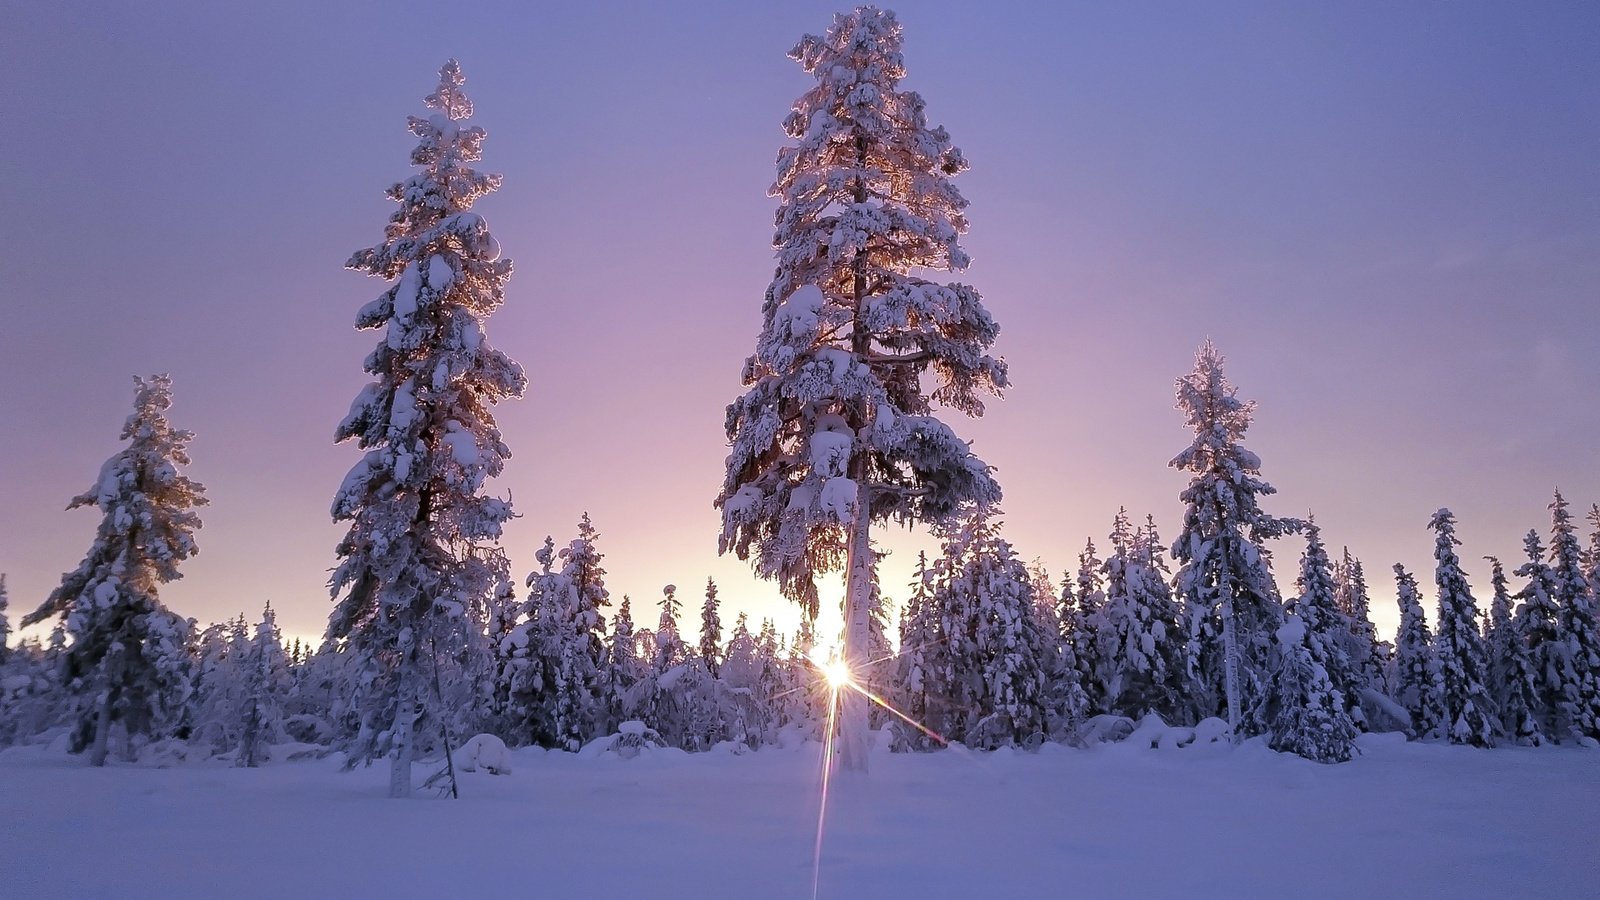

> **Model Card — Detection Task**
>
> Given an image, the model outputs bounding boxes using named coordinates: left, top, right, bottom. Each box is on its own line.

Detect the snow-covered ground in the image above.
left=4, top=733, right=1594, bottom=898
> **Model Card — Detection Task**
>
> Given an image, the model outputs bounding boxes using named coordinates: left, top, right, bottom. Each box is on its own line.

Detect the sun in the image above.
left=808, top=645, right=853, bottom=689
left=820, top=657, right=852, bottom=689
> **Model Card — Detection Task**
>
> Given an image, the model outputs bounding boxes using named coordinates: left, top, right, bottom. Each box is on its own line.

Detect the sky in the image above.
left=2, top=1, right=1596, bottom=647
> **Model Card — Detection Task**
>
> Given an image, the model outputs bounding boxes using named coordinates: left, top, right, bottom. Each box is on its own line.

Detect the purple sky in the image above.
left=3, top=1, right=1596, bottom=646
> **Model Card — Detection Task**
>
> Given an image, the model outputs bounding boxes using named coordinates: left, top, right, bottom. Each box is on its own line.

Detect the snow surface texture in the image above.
left=2, top=734, right=1594, bottom=898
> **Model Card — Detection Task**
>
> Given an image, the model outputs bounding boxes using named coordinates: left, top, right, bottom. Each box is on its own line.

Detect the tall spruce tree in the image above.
left=930, top=510, right=1051, bottom=748
left=0, top=575, right=9, bottom=665
left=1070, top=539, right=1106, bottom=715
left=1484, top=556, right=1544, bottom=745
left=607, top=595, right=641, bottom=727
left=1334, top=548, right=1386, bottom=694
left=655, top=584, right=688, bottom=672
left=1095, top=512, right=1186, bottom=722
left=1261, top=522, right=1359, bottom=762
left=1428, top=510, right=1496, bottom=747
left=1169, top=342, right=1300, bottom=739
left=1290, top=521, right=1362, bottom=726
left=517, top=516, right=610, bottom=748
left=325, top=61, right=525, bottom=796
left=894, top=551, right=943, bottom=750
left=1586, top=505, right=1600, bottom=592
left=25, top=375, right=204, bottom=765
left=1547, top=491, right=1600, bottom=741
left=1392, top=564, right=1443, bottom=740
left=1514, top=529, right=1565, bottom=737
left=699, top=578, right=723, bottom=678
left=238, top=602, right=289, bottom=767
left=1264, top=611, right=1358, bottom=764
left=715, top=7, right=1006, bottom=772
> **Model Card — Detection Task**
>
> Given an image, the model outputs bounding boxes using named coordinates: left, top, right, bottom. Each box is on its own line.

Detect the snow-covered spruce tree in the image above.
left=0, top=575, right=9, bottom=665
left=1391, top=564, right=1443, bottom=740
left=557, top=513, right=611, bottom=736
left=25, top=375, right=204, bottom=766
left=1587, top=505, right=1600, bottom=590
left=1169, top=342, right=1301, bottom=739
left=1094, top=511, right=1186, bottom=722
left=1428, top=510, right=1497, bottom=746
left=720, top=613, right=772, bottom=747
left=484, top=575, right=517, bottom=723
left=928, top=510, right=1051, bottom=749
left=0, top=633, right=65, bottom=747
left=607, top=595, right=642, bottom=727
left=189, top=617, right=246, bottom=755
left=325, top=60, right=525, bottom=796
left=655, top=583, right=688, bottom=672
left=1261, top=521, right=1359, bottom=761
left=1069, top=539, right=1106, bottom=715
left=237, top=602, right=290, bottom=767
left=893, top=551, right=942, bottom=750
left=1484, top=556, right=1544, bottom=745
left=1027, top=559, right=1061, bottom=647
left=699, top=578, right=723, bottom=678
left=715, top=7, right=1006, bottom=773
left=1289, top=521, right=1362, bottom=727
left=1046, top=576, right=1091, bottom=740
left=1264, top=612, right=1358, bottom=763
left=628, top=584, right=692, bottom=746
left=511, top=517, right=611, bottom=749
left=1514, top=528, right=1565, bottom=738
left=1547, top=490, right=1600, bottom=741
left=1333, top=548, right=1386, bottom=695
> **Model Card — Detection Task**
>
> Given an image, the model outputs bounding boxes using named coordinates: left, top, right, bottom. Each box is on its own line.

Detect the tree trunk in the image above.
left=239, top=696, right=259, bottom=768
left=389, top=670, right=416, bottom=799
left=1218, top=535, right=1242, bottom=743
left=89, top=689, right=112, bottom=767
left=834, top=130, right=874, bottom=775
left=837, top=483, right=874, bottom=773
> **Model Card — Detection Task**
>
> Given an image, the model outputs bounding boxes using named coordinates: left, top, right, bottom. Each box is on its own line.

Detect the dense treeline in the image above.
left=3, top=352, right=1596, bottom=768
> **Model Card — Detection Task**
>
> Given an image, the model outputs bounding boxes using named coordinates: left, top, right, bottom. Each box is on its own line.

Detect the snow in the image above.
left=808, top=428, right=852, bottom=475
left=455, top=733, right=510, bottom=775
left=426, top=254, right=453, bottom=292
left=442, top=421, right=478, bottom=467
left=773, top=284, right=823, bottom=339
left=819, top=476, right=856, bottom=522
left=1, top=736, right=1594, bottom=897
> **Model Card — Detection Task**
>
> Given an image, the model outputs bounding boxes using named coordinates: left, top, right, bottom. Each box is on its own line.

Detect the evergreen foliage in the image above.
left=1291, top=522, right=1362, bottom=726
left=1484, top=556, right=1544, bottom=745
left=1547, top=491, right=1600, bottom=740
left=24, top=375, right=205, bottom=765
left=715, top=6, right=1006, bottom=771
left=325, top=60, right=525, bottom=796
left=1094, top=511, right=1186, bottom=722
left=699, top=578, right=723, bottom=678
left=1428, top=510, right=1497, bottom=747
left=1392, top=564, right=1443, bottom=740
left=1169, top=342, right=1301, bottom=737
left=1333, top=548, right=1386, bottom=695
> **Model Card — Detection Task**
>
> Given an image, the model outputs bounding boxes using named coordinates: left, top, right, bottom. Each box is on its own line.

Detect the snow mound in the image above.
left=456, top=734, right=511, bottom=775
left=596, top=722, right=667, bottom=760
left=1077, top=714, right=1232, bottom=751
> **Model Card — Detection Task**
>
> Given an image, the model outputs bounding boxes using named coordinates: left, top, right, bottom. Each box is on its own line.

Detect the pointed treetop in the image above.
left=426, top=59, right=474, bottom=121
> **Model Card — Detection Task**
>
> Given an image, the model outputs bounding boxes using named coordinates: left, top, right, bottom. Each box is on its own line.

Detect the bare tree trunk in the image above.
left=389, top=668, right=416, bottom=799
left=89, top=689, right=112, bottom=767
left=835, top=130, right=874, bottom=775
left=430, top=634, right=458, bottom=799
left=1219, top=535, right=1242, bottom=743
left=837, top=483, right=874, bottom=773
